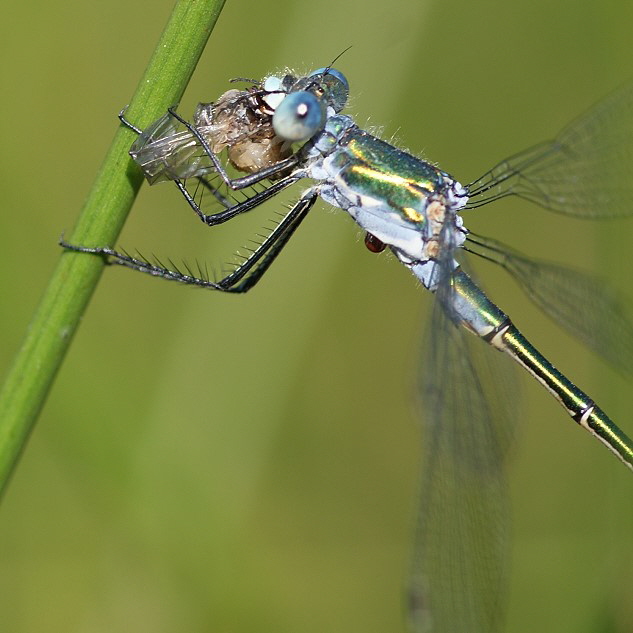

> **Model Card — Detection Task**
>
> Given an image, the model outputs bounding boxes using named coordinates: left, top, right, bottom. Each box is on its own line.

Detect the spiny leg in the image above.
left=59, top=190, right=318, bottom=293
left=60, top=240, right=223, bottom=290
left=195, top=175, right=234, bottom=209
left=175, top=173, right=300, bottom=227
left=218, top=191, right=317, bottom=292
left=118, top=108, right=143, bottom=134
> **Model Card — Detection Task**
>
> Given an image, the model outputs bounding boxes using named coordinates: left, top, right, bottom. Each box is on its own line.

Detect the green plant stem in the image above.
left=0, top=0, right=226, bottom=496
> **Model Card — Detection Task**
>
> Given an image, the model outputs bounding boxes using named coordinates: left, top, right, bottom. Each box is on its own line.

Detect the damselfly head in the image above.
left=257, top=68, right=350, bottom=143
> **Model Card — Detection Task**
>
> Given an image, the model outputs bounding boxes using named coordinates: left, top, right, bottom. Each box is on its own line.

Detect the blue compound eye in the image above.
left=272, top=90, right=326, bottom=142
left=309, top=67, right=347, bottom=83
left=308, top=67, right=349, bottom=112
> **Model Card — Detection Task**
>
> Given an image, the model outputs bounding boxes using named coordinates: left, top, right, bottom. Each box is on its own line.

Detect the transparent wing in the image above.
left=466, top=233, right=633, bottom=375
left=466, top=83, right=633, bottom=217
left=409, top=231, right=516, bottom=633
left=130, top=112, right=214, bottom=184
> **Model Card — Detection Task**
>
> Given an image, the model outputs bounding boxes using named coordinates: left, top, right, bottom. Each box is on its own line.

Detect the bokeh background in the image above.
left=1, top=1, right=632, bottom=631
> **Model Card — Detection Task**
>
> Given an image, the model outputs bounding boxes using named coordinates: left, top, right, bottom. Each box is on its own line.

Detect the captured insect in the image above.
left=61, top=66, right=633, bottom=633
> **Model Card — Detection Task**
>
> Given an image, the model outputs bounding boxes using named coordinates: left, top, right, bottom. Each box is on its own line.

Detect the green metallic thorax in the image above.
left=332, top=129, right=447, bottom=217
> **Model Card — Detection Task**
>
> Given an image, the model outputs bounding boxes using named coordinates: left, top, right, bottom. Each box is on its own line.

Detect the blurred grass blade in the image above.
left=0, top=0, right=227, bottom=497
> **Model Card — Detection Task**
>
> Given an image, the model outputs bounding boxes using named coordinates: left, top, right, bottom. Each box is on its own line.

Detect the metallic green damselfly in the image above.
left=62, top=67, right=633, bottom=633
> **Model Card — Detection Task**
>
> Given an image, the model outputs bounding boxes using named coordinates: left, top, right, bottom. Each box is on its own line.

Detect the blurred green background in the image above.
left=1, top=0, right=632, bottom=631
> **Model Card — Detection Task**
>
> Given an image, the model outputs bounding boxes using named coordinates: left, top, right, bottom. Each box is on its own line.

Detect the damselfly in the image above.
left=61, top=67, right=633, bottom=633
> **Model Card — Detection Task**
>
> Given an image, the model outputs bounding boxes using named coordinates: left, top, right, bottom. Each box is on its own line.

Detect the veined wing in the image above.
left=466, top=83, right=633, bottom=217
left=409, top=228, right=516, bottom=633
left=130, top=111, right=214, bottom=184
left=466, top=233, right=633, bottom=375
